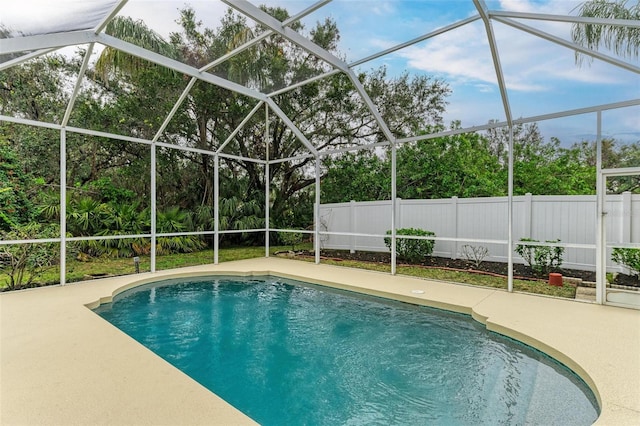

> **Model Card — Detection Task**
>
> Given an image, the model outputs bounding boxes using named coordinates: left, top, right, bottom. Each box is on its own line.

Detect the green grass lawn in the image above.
left=1, top=243, right=576, bottom=299
left=296, top=256, right=577, bottom=299
left=0, top=245, right=305, bottom=289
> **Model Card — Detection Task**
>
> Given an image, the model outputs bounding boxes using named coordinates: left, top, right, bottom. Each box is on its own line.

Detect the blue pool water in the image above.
left=94, top=275, right=599, bottom=425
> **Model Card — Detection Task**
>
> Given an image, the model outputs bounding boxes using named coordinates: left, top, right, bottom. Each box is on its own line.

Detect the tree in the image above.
left=506, top=136, right=600, bottom=195
left=612, top=141, right=640, bottom=193
left=571, top=0, right=640, bottom=64
left=0, top=137, right=38, bottom=230
left=321, top=150, right=390, bottom=203
left=0, top=53, right=70, bottom=122
left=484, top=121, right=545, bottom=165
left=322, top=123, right=505, bottom=202
left=322, top=120, right=626, bottom=201
left=485, top=122, right=600, bottom=195
left=92, top=6, right=450, bottom=232
left=396, top=125, right=503, bottom=199
left=0, top=53, right=68, bottom=193
left=568, top=139, right=640, bottom=193
left=94, top=16, right=178, bottom=81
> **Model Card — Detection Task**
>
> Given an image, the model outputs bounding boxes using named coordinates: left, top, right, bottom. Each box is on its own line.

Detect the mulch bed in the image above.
left=308, top=249, right=639, bottom=288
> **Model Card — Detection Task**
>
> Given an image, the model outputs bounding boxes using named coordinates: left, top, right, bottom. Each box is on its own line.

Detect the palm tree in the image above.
left=94, top=8, right=263, bottom=208
left=95, top=16, right=178, bottom=82
left=571, top=0, right=640, bottom=64
left=156, top=206, right=206, bottom=255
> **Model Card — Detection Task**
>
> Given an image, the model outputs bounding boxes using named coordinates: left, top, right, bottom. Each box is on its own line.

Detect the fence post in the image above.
left=349, top=200, right=356, bottom=254
left=314, top=202, right=318, bottom=257
left=622, top=191, right=631, bottom=244
left=451, top=196, right=458, bottom=259
left=523, top=192, right=533, bottom=238
left=396, top=198, right=402, bottom=229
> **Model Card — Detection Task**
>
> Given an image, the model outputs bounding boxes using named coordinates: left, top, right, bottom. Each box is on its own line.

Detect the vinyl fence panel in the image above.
left=319, top=193, right=639, bottom=272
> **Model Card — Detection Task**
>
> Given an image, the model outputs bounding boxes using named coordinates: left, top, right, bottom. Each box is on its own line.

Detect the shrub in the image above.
left=0, top=223, right=60, bottom=289
left=279, top=231, right=304, bottom=251
left=460, top=244, right=489, bottom=268
left=515, top=238, right=564, bottom=276
left=384, top=228, right=435, bottom=264
left=155, top=206, right=206, bottom=255
left=612, top=248, right=640, bottom=277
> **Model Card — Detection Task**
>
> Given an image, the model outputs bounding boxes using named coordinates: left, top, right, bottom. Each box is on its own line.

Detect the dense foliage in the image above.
left=321, top=124, right=638, bottom=203
left=515, top=238, right=565, bottom=276
left=0, top=223, right=60, bottom=289
left=612, top=248, right=640, bottom=277
left=0, top=5, right=451, bottom=245
left=0, top=4, right=638, bottom=274
left=384, top=228, right=436, bottom=263
left=0, top=137, right=38, bottom=230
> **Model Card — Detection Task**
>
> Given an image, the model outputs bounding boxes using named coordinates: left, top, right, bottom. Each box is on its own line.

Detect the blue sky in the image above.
left=3, top=0, right=639, bottom=146
left=304, top=0, right=640, bottom=145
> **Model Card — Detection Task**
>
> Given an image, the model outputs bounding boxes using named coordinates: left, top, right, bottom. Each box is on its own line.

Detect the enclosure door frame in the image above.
left=597, top=167, right=640, bottom=307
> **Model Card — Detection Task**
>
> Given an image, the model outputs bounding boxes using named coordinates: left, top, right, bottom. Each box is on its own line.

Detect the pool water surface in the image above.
left=94, top=275, right=599, bottom=425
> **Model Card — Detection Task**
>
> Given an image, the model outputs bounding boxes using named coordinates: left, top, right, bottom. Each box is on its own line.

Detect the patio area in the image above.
left=1, top=257, right=639, bottom=425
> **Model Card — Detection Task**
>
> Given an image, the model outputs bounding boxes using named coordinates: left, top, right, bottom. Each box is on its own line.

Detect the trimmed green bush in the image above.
left=278, top=231, right=304, bottom=251
left=612, top=248, right=640, bottom=277
left=515, top=238, right=564, bottom=276
left=384, top=228, right=435, bottom=263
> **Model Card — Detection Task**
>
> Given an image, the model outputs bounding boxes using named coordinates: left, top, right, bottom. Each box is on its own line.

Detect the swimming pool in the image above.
left=94, top=275, right=599, bottom=425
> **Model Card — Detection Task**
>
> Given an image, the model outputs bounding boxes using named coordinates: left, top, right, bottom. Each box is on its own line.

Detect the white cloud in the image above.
left=372, top=2, right=396, bottom=16
left=390, top=0, right=636, bottom=93
left=397, top=22, right=549, bottom=92
left=498, top=0, right=582, bottom=15
left=475, top=83, right=495, bottom=93
left=368, top=37, right=397, bottom=51
left=610, top=106, right=640, bottom=133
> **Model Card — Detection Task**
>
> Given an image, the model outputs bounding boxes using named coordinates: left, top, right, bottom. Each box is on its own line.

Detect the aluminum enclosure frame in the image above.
left=1, top=0, right=639, bottom=306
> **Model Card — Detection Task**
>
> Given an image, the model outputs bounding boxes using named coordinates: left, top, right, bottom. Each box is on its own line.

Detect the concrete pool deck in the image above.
left=1, top=257, right=639, bottom=425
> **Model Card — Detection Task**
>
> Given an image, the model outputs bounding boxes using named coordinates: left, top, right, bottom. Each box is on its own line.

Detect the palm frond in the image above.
left=95, top=16, right=178, bottom=81
left=571, top=0, right=640, bottom=65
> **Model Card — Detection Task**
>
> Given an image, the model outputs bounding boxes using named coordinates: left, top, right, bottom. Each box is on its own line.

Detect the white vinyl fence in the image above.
left=319, top=193, right=639, bottom=272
